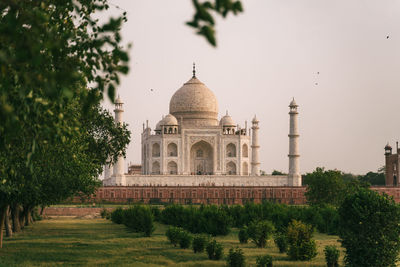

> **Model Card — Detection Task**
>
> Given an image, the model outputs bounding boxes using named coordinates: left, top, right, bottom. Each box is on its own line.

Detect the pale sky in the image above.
left=102, top=0, right=400, bottom=175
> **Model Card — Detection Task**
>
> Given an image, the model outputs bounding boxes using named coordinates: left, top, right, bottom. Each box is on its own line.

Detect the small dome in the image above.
left=220, top=112, right=235, bottom=127
left=163, top=114, right=178, bottom=125
left=289, top=98, right=297, bottom=107
left=155, top=120, right=163, bottom=131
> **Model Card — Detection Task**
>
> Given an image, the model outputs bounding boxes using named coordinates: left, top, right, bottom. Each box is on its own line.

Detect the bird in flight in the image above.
left=387, top=35, right=390, bottom=39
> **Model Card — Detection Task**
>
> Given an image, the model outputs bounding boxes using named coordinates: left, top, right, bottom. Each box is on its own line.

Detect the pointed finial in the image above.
left=192, top=62, right=196, bottom=78
left=226, top=110, right=228, bottom=116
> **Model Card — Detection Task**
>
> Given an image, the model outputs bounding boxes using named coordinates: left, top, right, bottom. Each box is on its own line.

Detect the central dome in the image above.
left=169, top=76, right=219, bottom=127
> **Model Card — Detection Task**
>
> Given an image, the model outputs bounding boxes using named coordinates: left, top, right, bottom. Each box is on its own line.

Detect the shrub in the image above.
left=166, top=226, right=182, bottom=247
left=206, top=239, right=224, bottom=260
left=324, top=245, right=339, bottom=267
left=227, top=247, right=245, bottom=267
left=274, top=231, right=288, bottom=253
left=160, top=204, right=187, bottom=226
left=111, top=207, right=124, bottom=224
left=100, top=208, right=110, bottom=219
left=338, top=188, right=400, bottom=267
left=256, top=255, right=273, bottom=267
left=247, top=220, right=275, bottom=248
left=123, top=205, right=155, bottom=236
left=199, top=205, right=231, bottom=236
left=238, top=226, right=249, bottom=244
left=192, top=235, right=208, bottom=253
left=286, top=220, right=317, bottom=261
left=150, top=206, right=161, bottom=221
left=178, top=229, right=192, bottom=249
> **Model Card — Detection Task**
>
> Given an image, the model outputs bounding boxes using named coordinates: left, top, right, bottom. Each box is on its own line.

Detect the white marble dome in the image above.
left=163, top=114, right=178, bottom=125
left=220, top=112, right=235, bottom=127
left=155, top=119, right=162, bottom=131
left=169, top=76, right=219, bottom=126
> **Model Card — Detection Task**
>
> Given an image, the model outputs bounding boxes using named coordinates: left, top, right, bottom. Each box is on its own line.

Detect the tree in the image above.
left=247, top=220, right=275, bottom=248
left=358, top=170, right=385, bottom=186
left=0, top=0, right=130, bottom=247
left=286, top=220, right=317, bottom=261
left=338, top=188, right=400, bottom=267
left=304, top=168, right=346, bottom=206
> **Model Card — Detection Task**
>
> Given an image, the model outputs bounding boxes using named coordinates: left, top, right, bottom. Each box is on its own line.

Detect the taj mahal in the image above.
left=103, top=65, right=301, bottom=187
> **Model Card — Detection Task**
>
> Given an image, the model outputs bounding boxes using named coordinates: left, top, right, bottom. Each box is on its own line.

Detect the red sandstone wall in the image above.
left=43, top=207, right=113, bottom=216
left=68, top=186, right=400, bottom=205
left=72, top=186, right=307, bottom=205
left=371, top=187, right=400, bottom=202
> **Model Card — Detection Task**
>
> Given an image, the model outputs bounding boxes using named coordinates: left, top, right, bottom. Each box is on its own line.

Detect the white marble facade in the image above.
left=103, top=66, right=302, bottom=186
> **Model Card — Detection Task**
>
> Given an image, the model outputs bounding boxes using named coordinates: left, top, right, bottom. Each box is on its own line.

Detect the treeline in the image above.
left=0, top=1, right=130, bottom=247
left=303, top=167, right=385, bottom=186
left=156, top=202, right=339, bottom=236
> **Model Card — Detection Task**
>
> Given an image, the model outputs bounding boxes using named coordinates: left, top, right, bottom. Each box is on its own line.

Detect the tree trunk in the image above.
left=11, top=203, right=21, bottom=233
left=28, top=207, right=33, bottom=224
left=23, top=206, right=31, bottom=227
left=0, top=205, right=7, bottom=248
left=19, top=206, right=25, bottom=229
left=5, top=206, right=12, bottom=238
left=40, top=206, right=45, bottom=216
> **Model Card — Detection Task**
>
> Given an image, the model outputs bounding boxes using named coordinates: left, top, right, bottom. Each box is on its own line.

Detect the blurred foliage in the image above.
left=188, top=0, right=244, bottom=46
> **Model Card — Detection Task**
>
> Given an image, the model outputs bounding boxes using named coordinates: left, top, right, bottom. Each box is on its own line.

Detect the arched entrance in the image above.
left=190, top=140, right=213, bottom=175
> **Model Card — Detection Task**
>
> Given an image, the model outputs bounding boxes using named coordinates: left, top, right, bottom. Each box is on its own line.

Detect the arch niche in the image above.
left=152, top=161, right=160, bottom=174
left=190, top=140, right=213, bottom=175
left=152, top=143, right=160, bottom=157
left=226, top=161, right=237, bottom=175
left=242, top=162, right=249, bottom=175
left=226, top=143, right=236, bottom=157
left=167, top=161, right=178, bottom=174
left=167, top=143, right=178, bottom=157
left=242, top=144, right=248, bottom=157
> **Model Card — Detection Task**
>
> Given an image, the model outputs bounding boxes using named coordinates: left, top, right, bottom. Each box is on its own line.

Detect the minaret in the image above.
left=251, top=115, right=260, bottom=176
left=384, top=142, right=393, bottom=186
left=111, top=95, right=126, bottom=186
left=288, top=98, right=301, bottom=186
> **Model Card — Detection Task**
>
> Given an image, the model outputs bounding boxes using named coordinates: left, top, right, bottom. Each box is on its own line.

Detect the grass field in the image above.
left=0, top=217, right=344, bottom=266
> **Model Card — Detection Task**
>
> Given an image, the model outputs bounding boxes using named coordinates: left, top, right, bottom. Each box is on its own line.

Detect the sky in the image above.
left=101, top=0, right=400, bottom=175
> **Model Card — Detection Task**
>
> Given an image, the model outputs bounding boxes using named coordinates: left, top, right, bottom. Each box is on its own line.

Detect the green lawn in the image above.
left=0, top=217, right=344, bottom=266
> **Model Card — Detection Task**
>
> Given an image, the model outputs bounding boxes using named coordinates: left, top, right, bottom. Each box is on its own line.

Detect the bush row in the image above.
left=238, top=219, right=318, bottom=262
left=226, top=202, right=339, bottom=234
left=165, top=226, right=224, bottom=260
left=157, top=202, right=339, bottom=236
left=159, top=204, right=231, bottom=236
